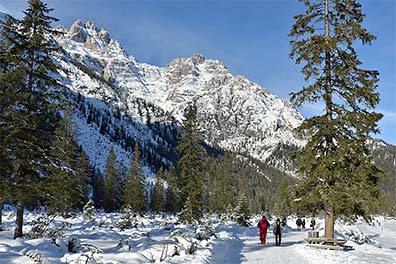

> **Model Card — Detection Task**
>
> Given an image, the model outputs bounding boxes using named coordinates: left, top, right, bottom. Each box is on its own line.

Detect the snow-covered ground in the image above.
left=0, top=210, right=395, bottom=263
left=210, top=216, right=396, bottom=264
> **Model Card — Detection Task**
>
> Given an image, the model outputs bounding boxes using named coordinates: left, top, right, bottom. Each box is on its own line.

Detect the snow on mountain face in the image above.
left=0, top=11, right=9, bottom=22
left=53, top=19, right=305, bottom=173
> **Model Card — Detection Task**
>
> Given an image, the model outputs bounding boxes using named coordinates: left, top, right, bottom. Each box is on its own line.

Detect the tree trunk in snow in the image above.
left=0, top=199, right=3, bottom=227
left=13, top=199, right=24, bottom=239
left=324, top=207, right=334, bottom=238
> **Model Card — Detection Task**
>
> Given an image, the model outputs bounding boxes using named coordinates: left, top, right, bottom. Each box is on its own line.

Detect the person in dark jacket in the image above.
left=302, top=219, right=306, bottom=230
left=257, top=215, right=270, bottom=245
left=296, top=218, right=302, bottom=231
left=310, top=218, right=316, bottom=230
left=273, top=218, right=283, bottom=246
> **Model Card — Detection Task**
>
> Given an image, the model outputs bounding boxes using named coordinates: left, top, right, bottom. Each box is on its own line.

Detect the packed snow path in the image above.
left=210, top=225, right=309, bottom=264
left=209, top=222, right=396, bottom=264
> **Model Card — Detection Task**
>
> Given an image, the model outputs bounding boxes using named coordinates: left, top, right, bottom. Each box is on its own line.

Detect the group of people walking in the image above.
left=296, top=218, right=316, bottom=231
left=257, top=215, right=316, bottom=246
left=257, top=215, right=283, bottom=246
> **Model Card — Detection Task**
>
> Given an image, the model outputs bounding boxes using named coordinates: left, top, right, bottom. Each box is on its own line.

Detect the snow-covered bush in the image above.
left=195, top=225, right=217, bottom=240
left=27, top=214, right=71, bottom=239
left=25, top=249, right=49, bottom=264
left=73, top=253, right=102, bottom=264
left=117, top=205, right=137, bottom=230
left=186, top=240, right=198, bottom=254
left=117, top=238, right=133, bottom=251
left=67, top=236, right=82, bottom=253
left=66, top=235, right=103, bottom=263
left=83, top=199, right=97, bottom=222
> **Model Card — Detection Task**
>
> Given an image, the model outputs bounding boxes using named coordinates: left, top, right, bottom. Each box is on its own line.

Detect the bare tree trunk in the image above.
left=324, top=207, right=334, bottom=238
left=13, top=199, right=24, bottom=239
left=0, top=199, right=3, bottom=228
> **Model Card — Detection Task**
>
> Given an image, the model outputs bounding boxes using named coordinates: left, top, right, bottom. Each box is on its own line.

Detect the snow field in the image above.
left=0, top=211, right=395, bottom=263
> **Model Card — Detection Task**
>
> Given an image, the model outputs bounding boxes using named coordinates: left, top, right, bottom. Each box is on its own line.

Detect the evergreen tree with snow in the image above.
left=272, top=178, right=293, bottom=218
left=83, top=199, right=96, bottom=222
left=289, top=0, right=383, bottom=238
left=0, top=0, right=62, bottom=238
left=103, top=146, right=122, bottom=212
left=117, top=205, right=135, bottom=230
left=176, top=104, right=205, bottom=221
left=208, top=153, right=235, bottom=213
left=235, top=193, right=250, bottom=227
left=150, top=168, right=165, bottom=212
left=47, top=111, right=90, bottom=216
left=180, top=196, right=194, bottom=224
left=92, top=169, right=104, bottom=208
left=164, top=167, right=179, bottom=213
left=123, top=144, right=147, bottom=212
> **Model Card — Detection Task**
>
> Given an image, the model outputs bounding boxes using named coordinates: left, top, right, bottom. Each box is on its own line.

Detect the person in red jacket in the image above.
left=257, top=215, right=270, bottom=245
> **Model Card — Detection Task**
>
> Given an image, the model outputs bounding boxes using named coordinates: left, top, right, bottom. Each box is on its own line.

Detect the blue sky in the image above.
left=1, top=0, right=395, bottom=144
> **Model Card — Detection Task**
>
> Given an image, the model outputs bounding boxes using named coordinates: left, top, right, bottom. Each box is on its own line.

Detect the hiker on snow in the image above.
left=273, top=218, right=283, bottom=246
left=257, top=215, right=270, bottom=245
left=302, top=219, right=306, bottom=230
left=310, top=218, right=316, bottom=230
left=296, top=218, right=302, bottom=231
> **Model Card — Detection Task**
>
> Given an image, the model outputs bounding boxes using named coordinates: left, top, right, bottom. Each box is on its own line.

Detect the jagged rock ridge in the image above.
left=52, top=19, right=305, bottom=174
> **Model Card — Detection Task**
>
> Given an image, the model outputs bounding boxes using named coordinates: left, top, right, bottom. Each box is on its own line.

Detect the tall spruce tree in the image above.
left=207, top=154, right=235, bottom=213
left=235, top=193, right=249, bottom=227
left=164, top=167, right=179, bottom=213
left=177, top=104, right=205, bottom=222
left=47, top=111, right=90, bottom=216
left=289, top=0, right=383, bottom=238
left=272, top=178, right=293, bottom=218
left=150, top=168, right=165, bottom=212
left=103, top=146, right=122, bottom=212
left=0, top=0, right=61, bottom=238
left=123, top=144, right=147, bottom=212
left=92, top=168, right=104, bottom=208
left=0, top=16, right=16, bottom=228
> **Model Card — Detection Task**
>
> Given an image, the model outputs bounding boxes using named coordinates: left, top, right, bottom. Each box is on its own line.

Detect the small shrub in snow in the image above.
left=25, top=249, right=49, bottom=264
left=195, top=225, right=217, bottom=240
left=26, top=214, right=53, bottom=239
left=117, top=205, right=137, bottom=231
left=27, top=214, right=70, bottom=239
left=172, top=245, right=180, bottom=256
left=78, top=243, right=103, bottom=255
left=67, top=236, right=81, bottom=253
left=117, top=238, right=132, bottom=251
left=66, top=235, right=103, bottom=255
left=343, top=228, right=378, bottom=245
left=74, top=253, right=102, bottom=264
left=185, top=241, right=198, bottom=254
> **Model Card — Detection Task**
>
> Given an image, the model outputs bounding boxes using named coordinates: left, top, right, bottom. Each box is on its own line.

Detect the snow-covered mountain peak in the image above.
left=59, top=19, right=127, bottom=58
left=47, top=17, right=307, bottom=172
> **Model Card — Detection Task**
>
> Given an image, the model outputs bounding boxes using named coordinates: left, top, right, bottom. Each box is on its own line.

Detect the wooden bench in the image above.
left=304, top=237, right=347, bottom=250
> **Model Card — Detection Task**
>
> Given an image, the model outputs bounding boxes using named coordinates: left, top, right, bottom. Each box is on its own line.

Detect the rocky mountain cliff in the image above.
left=51, top=19, right=305, bottom=175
